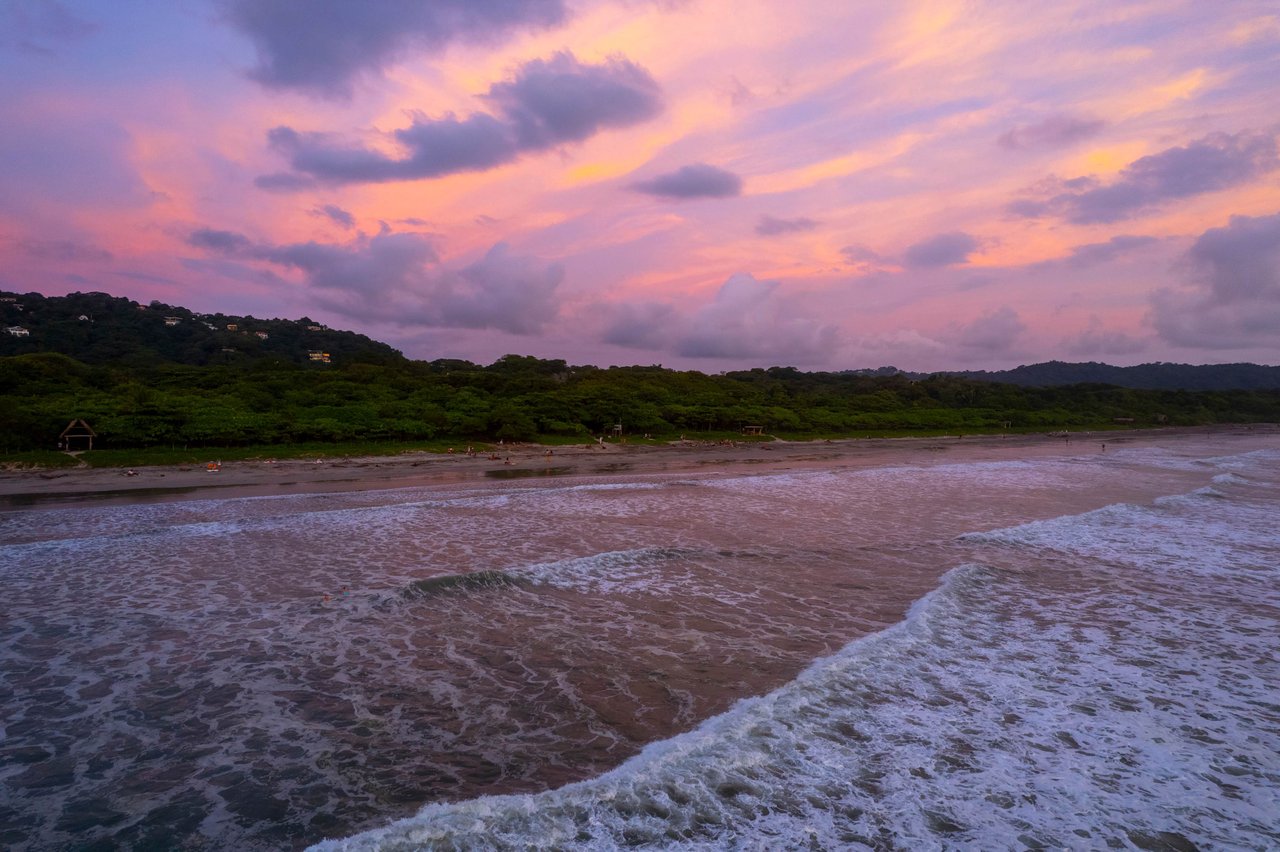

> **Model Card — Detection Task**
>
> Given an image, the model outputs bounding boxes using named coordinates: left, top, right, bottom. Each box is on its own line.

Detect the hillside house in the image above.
left=6, top=325, right=29, bottom=336
left=255, top=331, right=269, bottom=340
left=307, top=350, right=331, bottom=363
left=226, top=323, right=238, bottom=331
left=59, top=419, right=97, bottom=451
left=164, top=316, right=181, bottom=326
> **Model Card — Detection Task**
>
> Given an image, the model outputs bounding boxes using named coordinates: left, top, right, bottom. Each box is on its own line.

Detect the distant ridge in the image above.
left=952, top=360, right=1280, bottom=391
left=4, top=291, right=1277, bottom=389
left=0, top=290, right=404, bottom=367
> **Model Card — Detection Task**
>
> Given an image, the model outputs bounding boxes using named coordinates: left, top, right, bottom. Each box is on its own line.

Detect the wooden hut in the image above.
left=60, top=419, right=97, bottom=451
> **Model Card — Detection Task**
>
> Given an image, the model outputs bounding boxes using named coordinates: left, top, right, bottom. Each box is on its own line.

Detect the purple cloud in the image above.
left=437, top=243, right=563, bottom=334
left=997, top=114, right=1104, bottom=150
left=222, top=0, right=567, bottom=98
left=1064, top=317, right=1146, bottom=357
left=259, top=233, right=440, bottom=294
left=254, top=172, right=318, bottom=192
left=485, top=52, right=664, bottom=150
left=903, top=232, right=979, bottom=268
left=188, top=228, right=254, bottom=254
left=1149, top=211, right=1280, bottom=349
left=13, top=238, right=112, bottom=262
left=675, top=273, right=836, bottom=361
left=756, top=215, right=819, bottom=236
left=1187, top=211, right=1280, bottom=303
left=263, top=53, right=661, bottom=186
left=187, top=227, right=561, bottom=334
left=631, top=163, right=742, bottom=199
left=1054, top=235, right=1159, bottom=268
left=601, top=302, right=675, bottom=348
left=1010, top=129, right=1278, bottom=224
left=840, top=244, right=887, bottom=264
left=314, top=204, right=356, bottom=229
left=2, top=0, right=97, bottom=53
left=953, top=306, right=1025, bottom=351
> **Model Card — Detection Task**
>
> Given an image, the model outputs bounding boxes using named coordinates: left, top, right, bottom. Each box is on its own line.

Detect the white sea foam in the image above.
left=512, top=547, right=704, bottom=596
left=312, top=448, right=1280, bottom=851
left=5, top=440, right=1278, bottom=851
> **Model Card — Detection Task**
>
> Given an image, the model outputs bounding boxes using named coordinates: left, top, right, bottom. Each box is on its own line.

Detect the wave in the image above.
left=314, top=466, right=1280, bottom=851
left=398, top=547, right=711, bottom=601
left=309, top=563, right=992, bottom=851
left=403, top=570, right=528, bottom=597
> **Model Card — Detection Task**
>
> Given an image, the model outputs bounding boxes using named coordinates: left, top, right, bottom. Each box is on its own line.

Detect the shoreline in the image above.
left=3, top=424, right=1277, bottom=509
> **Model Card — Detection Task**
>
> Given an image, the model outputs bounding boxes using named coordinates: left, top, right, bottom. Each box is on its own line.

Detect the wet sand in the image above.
left=2, top=425, right=1276, bottom=508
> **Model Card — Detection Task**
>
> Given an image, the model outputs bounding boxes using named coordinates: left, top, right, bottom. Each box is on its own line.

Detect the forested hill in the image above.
left=955, top=361, right=1280, bottom=391
left=0, top=290, right=404, bottom=367
left=4, top=291, right=1280, bottom=454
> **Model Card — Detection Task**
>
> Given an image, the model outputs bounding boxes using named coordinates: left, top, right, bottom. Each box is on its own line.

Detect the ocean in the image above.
left=1, top=437, right=1277, bottom=850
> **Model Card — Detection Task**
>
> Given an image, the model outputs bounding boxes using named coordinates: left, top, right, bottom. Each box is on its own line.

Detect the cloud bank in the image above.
left=630, top=163, right=742, bottom=199
left=1151, top=211, right=1280, bottom=349
left=188, top=228, right=562, bottom=334
left=222, top=0, right=567, bottom=98
left=600, top=273, right=835, bottom=363
left=903, top=232, right=979, bottom=268
left=261, top=52, right=661, bottom=186
left=997, top=114, right=1104, bottom=150
left=756, top=215, right=818, bottom=236
left=1010, top=129, right=1278, bottom=224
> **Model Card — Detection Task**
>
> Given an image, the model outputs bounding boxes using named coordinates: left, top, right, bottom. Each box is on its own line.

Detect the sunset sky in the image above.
left=2, top=0, right=1278, bottom=371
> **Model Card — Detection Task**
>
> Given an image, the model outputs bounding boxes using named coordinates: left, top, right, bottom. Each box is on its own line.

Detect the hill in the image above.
left=955, top=361, right=1280, bottom=391
left=3, top=292, right=1279, bottom=455
left=0, top=290, right=404, bottom=367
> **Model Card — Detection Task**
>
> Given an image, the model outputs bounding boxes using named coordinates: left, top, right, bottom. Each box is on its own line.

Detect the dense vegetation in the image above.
left=5, top=352, right=1280, bottom=454
left=0, top=290, right=402, bottom=367
left=3, top=291, right=1278, bottom=455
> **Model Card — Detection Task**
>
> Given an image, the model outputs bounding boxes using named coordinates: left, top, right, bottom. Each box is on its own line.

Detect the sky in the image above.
left=1, top=0, right=1278, bottom=372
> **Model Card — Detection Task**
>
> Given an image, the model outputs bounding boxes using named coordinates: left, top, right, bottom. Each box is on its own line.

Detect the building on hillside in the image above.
left=164, top=316, right=181, bottom=326
left=307, top=350, right=331, bottom=363
left=59, top=419, right=97, bottom=451
left=226, top=323, right=238, bottom=331
left=306, top=325, right=324, bottom=331
left=6, top=325, right=29, bottom=336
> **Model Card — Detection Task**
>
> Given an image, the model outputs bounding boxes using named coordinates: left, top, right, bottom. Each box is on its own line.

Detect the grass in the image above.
left=72, top=439, right=475, bottom=469
left=0, top=422, right=1182, bottom=469
left=0, top=450, right=83, bottom=470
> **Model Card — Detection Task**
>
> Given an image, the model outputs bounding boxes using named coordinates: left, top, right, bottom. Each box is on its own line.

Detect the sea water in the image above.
left=1, top=437, right=1277, bottom=850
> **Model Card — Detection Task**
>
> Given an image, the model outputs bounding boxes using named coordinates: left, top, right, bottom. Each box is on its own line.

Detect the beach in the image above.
left=3, top=425, right=1272, bottom=507
left=3, top=426, right=1278, bottom=850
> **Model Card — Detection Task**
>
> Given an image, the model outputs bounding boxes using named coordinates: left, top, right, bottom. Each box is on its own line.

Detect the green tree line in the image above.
left=4, top=352, right=1279, bottom=453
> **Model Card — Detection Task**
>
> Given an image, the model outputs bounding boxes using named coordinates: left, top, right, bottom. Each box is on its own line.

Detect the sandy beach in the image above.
left=4, top=424, right=1275, bottom=507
